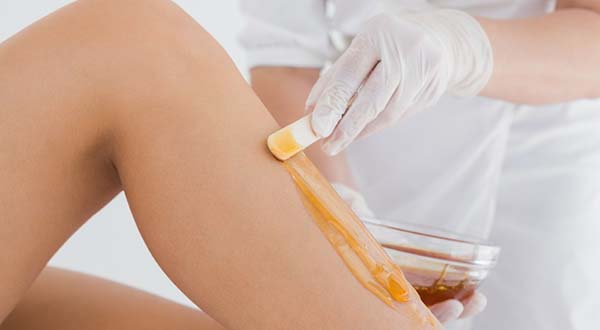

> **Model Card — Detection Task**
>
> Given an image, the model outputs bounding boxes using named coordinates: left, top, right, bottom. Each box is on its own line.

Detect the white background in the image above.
left=0, top=0, right=248, bottom=307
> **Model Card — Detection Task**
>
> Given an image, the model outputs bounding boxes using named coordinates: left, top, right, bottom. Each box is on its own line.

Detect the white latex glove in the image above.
left=307, top=9, right=493, bottom=155
left=429, top=291, right=487, bottom=323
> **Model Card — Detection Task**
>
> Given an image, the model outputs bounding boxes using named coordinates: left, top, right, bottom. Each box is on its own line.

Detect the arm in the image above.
left=303, top=1, right=600, bottom=154
left=480, top=3, right=600, bottom=104
left=557, top=0, right=600, bottom=11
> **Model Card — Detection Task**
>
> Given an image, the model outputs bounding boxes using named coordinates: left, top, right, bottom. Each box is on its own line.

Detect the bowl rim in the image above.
left=364, top=218, right=498, bottom=246
left=363, top=218, right=501, bottom=267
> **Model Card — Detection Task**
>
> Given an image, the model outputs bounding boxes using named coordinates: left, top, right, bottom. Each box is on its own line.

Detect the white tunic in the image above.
left=240, top=1, right=600, bottom=329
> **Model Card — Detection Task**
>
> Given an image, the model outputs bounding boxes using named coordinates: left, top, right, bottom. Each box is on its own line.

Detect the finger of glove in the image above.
left=359, top=54, right=432, bottom=138
left=357, top=40, right=447, bottom=139
left=429, top=299, right=464, bottom=324
left=305, top=66, right=334, bottom=111
left=322, top=62, right=394, bottom=155
left=355, top=74, right=419, bottom=139
left=310, top=37, right=379, bottom=138
left=459, top=291, right=487, bottom=319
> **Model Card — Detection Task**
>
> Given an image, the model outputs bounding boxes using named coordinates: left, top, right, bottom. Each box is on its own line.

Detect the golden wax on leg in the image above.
left=282, top=153, right=439, bottom=327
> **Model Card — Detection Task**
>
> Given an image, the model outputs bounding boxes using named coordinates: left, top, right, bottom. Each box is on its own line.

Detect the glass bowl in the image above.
left=363, top=219, right=500, bottom=306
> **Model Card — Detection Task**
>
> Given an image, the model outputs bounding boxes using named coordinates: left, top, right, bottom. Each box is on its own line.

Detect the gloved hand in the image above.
left=429, top=291, right=487, bottom=323
left=307, top=9, right=493, bottom=155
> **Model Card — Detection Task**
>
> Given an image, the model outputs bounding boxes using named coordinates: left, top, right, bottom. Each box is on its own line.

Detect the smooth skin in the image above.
left=1, top=268, right=225, bottom=330
left=0, top=0, right=438, bottom=329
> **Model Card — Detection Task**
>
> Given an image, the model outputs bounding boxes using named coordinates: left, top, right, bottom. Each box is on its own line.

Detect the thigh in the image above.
left=0, top=267, right=224, bottom=330
left=0, top=0, right=122, bottom=320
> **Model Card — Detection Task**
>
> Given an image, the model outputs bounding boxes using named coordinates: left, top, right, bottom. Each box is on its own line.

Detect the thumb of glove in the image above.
left=429, top=299, right=464, bottom=323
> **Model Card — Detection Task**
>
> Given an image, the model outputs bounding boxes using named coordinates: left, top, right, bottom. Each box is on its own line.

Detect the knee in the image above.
left=65, top=0, right=237, bottom=110
left=64, top=0, right=249, bottom=133
left=81, top=0, right=197, bottom=37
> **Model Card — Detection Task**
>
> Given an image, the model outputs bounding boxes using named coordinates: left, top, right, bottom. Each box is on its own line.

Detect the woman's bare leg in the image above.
left=1, top=267, right=224, bottom=330
left=0, top=0, right=122, bottom=318
left=0, top=1, right=436, bottom=329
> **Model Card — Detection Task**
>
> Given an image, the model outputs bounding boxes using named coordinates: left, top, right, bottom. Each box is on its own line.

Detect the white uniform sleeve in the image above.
left=239, top=0, right=336, bottom=68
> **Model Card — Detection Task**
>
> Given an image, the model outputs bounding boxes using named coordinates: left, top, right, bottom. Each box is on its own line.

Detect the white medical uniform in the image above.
left=240, top=1, right=600, bottom=329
